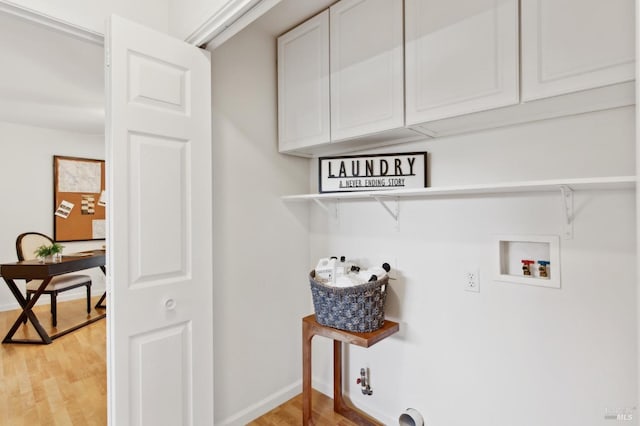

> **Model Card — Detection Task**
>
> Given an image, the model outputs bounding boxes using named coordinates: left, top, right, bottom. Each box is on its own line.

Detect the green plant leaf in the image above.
left=34, top=243, right=64, bottom=257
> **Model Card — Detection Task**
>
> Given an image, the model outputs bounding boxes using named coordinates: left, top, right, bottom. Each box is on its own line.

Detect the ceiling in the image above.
left=0, top=11, right=104, bottom=134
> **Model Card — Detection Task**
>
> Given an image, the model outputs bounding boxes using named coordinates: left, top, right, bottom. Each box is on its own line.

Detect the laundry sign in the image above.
left=319, top=152, right=427, bottom=193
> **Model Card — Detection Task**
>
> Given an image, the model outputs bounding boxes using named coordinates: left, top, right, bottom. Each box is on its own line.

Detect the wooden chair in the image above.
left=16, top=232, right=92, bottom=327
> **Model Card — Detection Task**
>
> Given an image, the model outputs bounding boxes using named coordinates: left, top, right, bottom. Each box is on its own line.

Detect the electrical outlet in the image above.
left=464, top=270, right=480, bottom=292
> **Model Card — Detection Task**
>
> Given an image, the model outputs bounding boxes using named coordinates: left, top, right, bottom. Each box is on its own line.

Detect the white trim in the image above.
left=0, top=0, right=103, bottom=44
left=635, top=0, right=639, bottom=418
left=312, top=376, right=396, bottom=425
left=216, top=380, right=301, bottom=426
left=188, top=0, right=281, bottom=48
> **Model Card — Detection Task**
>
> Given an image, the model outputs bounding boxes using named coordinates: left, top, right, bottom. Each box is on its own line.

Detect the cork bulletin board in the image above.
left=53, top=156, right=106, bottom=242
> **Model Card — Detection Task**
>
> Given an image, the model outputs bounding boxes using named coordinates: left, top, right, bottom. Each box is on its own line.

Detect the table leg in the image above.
left=302, top=319, right=313, bottom=425
left=2, top=278, right=53, bottom=344
left=94, top=292, right=107, bottom=309
left=333, top=340, right=343, bottom=412
left=332, top=339, right=382, bottom=426
left=95, top=266, right=107, bottom=309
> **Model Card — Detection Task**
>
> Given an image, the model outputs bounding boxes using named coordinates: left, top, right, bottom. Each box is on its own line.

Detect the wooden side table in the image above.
left=302, top=314, right=399, bottom=425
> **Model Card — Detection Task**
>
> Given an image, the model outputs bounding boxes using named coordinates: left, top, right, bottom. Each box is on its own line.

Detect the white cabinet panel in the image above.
left=521, top=0, right=635, bottom=101
left=330, top=0, right=404, bottom=141
left=405, top=0, right=519, bottom=125
left=277, top=11, right=330, bottom=151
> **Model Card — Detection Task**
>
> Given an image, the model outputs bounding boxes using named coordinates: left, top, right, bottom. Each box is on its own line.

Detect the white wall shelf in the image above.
left=282, top=176, right=636, bottom=230
left=283, top=176, right=635, bottom=202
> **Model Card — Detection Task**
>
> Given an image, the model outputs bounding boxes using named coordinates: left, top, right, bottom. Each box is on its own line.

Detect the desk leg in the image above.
left=94, top=292, right=107, bottom=309
left=302, top=320, right=313, bottom=425
left=2, top=278, right=52, bottom=344
left=95, top=266, right=107, bottom=309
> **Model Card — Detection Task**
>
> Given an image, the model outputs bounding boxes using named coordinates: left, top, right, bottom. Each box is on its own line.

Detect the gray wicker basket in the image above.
left=309, top=270, right=389, bottom=332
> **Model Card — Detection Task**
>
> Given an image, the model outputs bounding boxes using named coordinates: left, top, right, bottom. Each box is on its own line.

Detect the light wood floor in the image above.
left=247, top=390, right=358, bottom=426
left=0, top=298, right=355, bottom=426
left=0, top=296, right=107, bottom=426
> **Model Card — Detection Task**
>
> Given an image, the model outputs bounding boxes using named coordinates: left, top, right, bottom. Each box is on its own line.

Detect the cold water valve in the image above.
left=537, top=260, right=550, bottom=278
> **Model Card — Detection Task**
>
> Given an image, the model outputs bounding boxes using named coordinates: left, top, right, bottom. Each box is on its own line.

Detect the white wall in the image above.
left=0, top=121, right=106, bottom=311
left=208, top=21, right=310, bottom=425
left=637, top=1, right=640, bottom=417
left=309, top=107, right=638, bottom=426
left=207, top=2, right=637, bottom=422
left=2, top=0, right=169, bottom=34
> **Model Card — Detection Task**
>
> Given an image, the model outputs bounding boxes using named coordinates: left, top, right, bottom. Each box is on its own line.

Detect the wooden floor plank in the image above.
left=247, top=390, right=359, bottom=426
left=0, top=297, right=106, bottom=426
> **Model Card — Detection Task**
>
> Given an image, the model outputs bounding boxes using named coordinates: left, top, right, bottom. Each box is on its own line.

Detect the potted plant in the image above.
left=34, top=243, right=64, bottom=263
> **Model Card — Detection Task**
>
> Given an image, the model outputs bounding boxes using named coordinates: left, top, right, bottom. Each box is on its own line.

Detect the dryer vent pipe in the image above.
left=398, top=408, right=424, bottom=426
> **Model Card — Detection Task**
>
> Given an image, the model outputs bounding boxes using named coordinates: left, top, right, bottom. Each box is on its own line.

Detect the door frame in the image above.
left=0, top=1, right=103, bottom=45
left=0, top=4, right=213, bottom=424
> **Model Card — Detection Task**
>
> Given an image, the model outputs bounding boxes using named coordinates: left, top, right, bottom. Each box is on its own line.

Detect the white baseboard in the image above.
left=311, top=375, right=333, bottom=398
left=306, top=376, right=397, bottom=425
left=214, top=375, right=396, bottom=425
left=216, top=380, right=302, bottom=426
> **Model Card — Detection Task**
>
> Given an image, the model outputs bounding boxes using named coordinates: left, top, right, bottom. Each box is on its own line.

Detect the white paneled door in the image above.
left=106, top=15, right=213, bottom=426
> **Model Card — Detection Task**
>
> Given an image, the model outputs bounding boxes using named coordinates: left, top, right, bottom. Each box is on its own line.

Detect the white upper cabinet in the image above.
left=329, top=0, right=405, bottom=141
left=277, top=0, right=635, bottom=156
left=277, top=11, right=330, bottom=152
left=521, top=0, right=635, bottom=101
left=405, top=0, right=519, bottom=125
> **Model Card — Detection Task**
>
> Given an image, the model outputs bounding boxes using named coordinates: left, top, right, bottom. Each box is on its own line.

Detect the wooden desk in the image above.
left=0, top=250, right=106, bottom=344
left=302, top=314, right=399, bottom=425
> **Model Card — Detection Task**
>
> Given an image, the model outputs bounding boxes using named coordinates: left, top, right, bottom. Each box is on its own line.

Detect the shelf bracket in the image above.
left=372, top=196, right=399, bottom=224
left=313, top=198, right=338, bottom=220
left=559, top=185, right=573, bottom=239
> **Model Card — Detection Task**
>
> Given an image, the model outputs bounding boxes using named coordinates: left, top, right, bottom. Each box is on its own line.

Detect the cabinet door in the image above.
left=521, top=0, right=635, bottom=101
left=278, top=11, right=330, bottom=151
left=405, top=0, right=519, bottom=126
left=330, top=0, right=404, bottom=141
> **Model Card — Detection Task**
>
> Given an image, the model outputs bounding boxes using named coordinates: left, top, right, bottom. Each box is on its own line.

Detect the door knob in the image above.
left=164, top=298, right=176, bottom=310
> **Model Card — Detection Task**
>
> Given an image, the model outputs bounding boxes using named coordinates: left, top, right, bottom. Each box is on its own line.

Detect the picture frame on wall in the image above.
left=318, top=152, right=427, bottom=193
left=53, top=155, right=106, bottom=242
